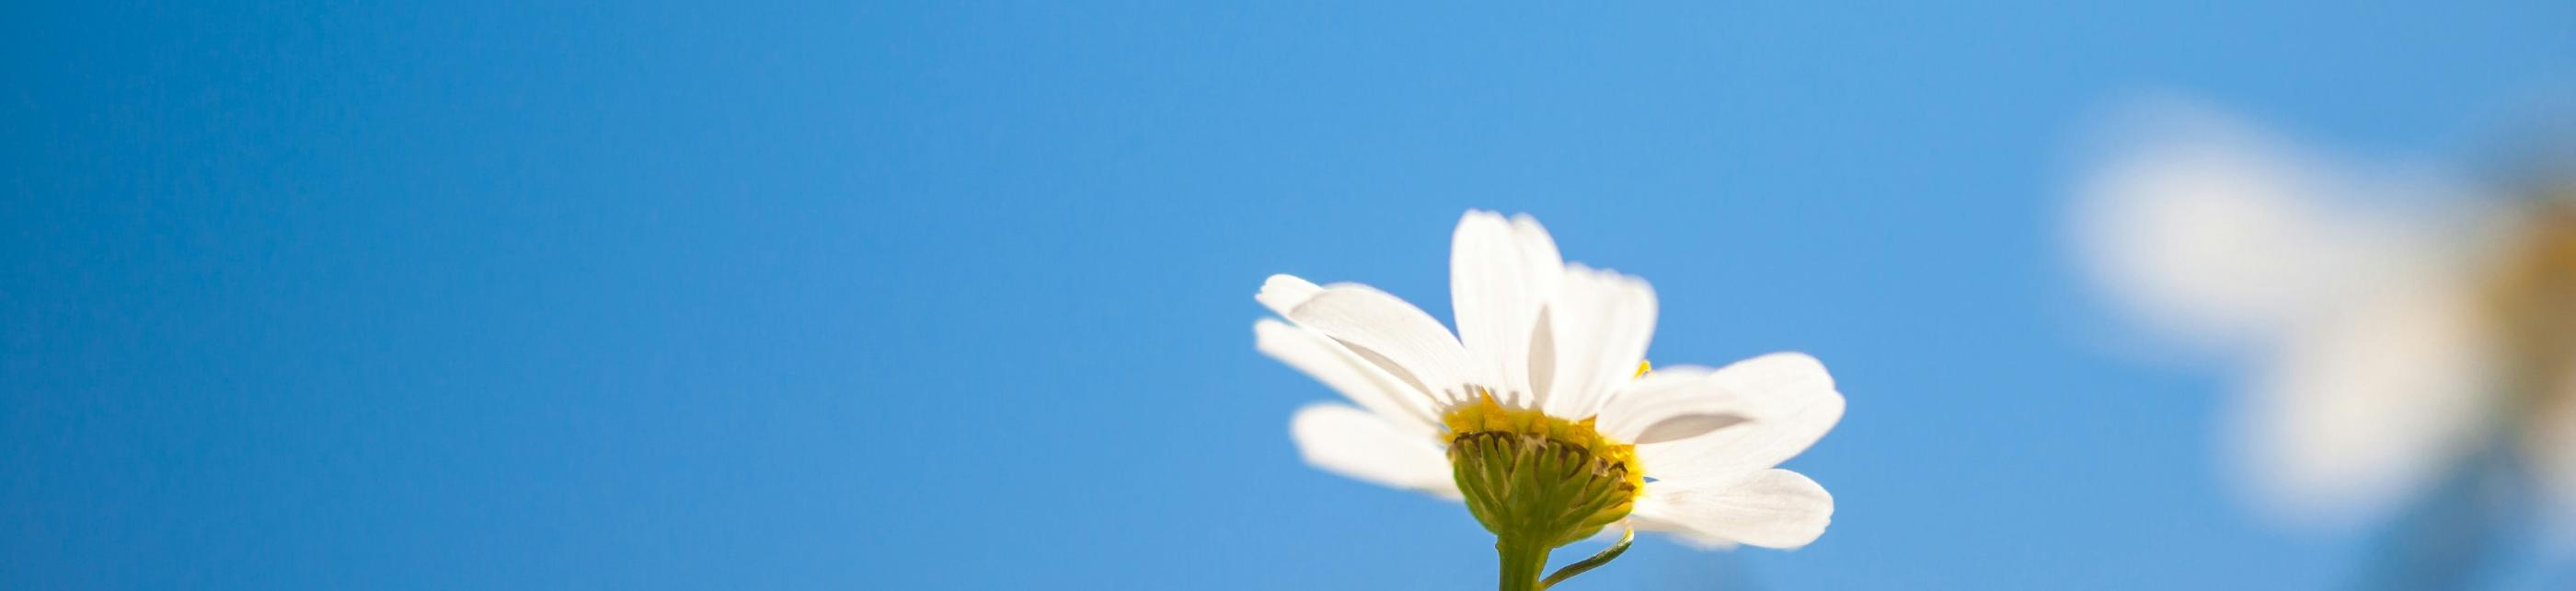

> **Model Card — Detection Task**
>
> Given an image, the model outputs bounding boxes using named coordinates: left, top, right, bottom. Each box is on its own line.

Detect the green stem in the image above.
left=1495, top=537, right=1551, bottom=591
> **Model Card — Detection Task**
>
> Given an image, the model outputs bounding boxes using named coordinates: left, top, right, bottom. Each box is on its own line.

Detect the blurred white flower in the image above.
left=1255, top=211, right=1842, bottom=552
left=2074, top=97, right=2576, bottom=527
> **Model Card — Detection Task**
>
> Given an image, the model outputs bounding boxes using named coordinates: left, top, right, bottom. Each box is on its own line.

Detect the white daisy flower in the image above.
left=2074, top=97, right=2576, bottom=527
left=1255, top=211, right=1840, bottom=586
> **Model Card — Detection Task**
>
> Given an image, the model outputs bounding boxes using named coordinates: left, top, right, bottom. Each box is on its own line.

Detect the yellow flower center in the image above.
left=2489, top=198, right=2576, bottom=357
left=1441, top=389, right=1644, bottom=550
left=2487, top=192, right=2576, bottom=411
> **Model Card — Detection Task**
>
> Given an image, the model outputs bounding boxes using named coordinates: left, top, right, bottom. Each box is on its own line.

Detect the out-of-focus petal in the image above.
left=2074, top=98, right=2474, bottom=352
left=2237, top=278, right=2499, bottom=521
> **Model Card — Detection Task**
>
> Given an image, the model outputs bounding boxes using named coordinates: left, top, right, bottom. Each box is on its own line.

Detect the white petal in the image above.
left=1286, top=284, right=1478, bottom=407
left=1540, top=264, right=1657, bottom=419
left=1635, top=353, right=1843, bottom=485
left=1257, top=273, right=1326, bottom=318
left=1290, top=403, right=1460, bottom=498
left=1626, top=516, right=1734, bottom=550
left=1256, top=319, right=1440, bottom=435
left=1595, top=365, right=1752, bottom=445
left=1631, top=469, right=1833, bottom=549
left=1451, top=211, right=1565, bottom=407
left=2236, top=278, right=2497, bottom=521
left=2073, top=98, right=2480, bottom=352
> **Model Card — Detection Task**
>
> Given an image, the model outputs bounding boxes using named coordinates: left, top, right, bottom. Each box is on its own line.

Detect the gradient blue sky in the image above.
left=8, top=2, right=2576, bottom=590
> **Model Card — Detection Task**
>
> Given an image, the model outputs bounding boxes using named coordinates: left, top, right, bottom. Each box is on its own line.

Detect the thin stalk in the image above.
left=1494, top=537, right=1551, bottom=591
left=1540, top=527, right=1635, bottom=589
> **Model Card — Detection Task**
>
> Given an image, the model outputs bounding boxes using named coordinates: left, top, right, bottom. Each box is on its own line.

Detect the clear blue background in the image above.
left=8, top=2, right=2574, bottom=589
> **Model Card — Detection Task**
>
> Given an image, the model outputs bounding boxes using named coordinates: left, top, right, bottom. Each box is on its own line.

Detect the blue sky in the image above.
left=7, top=2, right=2575, bottom=589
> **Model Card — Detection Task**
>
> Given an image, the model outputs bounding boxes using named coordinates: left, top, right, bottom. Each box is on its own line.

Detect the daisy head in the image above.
left=2487, top=193, right=2576, bottom=384
left=1255, top=211, right=1842, bottom=557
